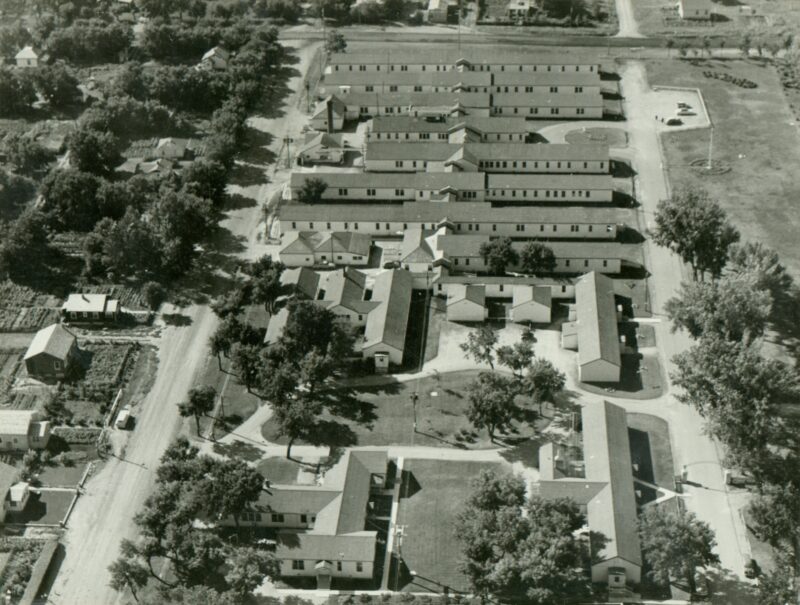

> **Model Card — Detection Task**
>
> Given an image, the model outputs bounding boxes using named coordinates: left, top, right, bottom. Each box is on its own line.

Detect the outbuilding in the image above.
left=24, top=323, right=80, bottom=381
left=62, top=293, right=120, bottom=323
left=0, top=410, right=51, bottom=451
left=15, top=46, right=38, bottom=68
left=511, top=286, right=552, bottom=324
left=296, top=132, right=344, bottom=165
left=446, top=284, right=486, bottom=322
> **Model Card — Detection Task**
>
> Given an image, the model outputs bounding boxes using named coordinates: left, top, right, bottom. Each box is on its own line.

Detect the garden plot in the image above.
left=0, top=538, right=46, bottom=601
left=0, top=282, right=62, bottom=333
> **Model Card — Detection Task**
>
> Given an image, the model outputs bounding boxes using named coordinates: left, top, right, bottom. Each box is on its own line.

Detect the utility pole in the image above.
left=283, top=136, right=294, bottom=168
left=707, top=126, right=714, bottom=170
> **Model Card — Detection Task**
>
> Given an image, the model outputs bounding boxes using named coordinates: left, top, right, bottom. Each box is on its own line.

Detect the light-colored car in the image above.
left=115, top=407, right=132, bottom=429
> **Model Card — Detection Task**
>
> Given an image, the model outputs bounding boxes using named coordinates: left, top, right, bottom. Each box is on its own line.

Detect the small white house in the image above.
left=511, top=286, right=552, bottom=324
left=154, top=138, right=186, bottom=160
left=15, top=46, right=39, bottom=68
left=446, top=284, right=486, bottom=322
left=199, top=46, right=230, bottom=71
left=296, top=132, right=344, bottom=166
left=678, top=0, right=713, bottom=19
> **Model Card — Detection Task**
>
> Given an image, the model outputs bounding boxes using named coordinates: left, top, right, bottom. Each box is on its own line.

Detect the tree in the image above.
left=459, top=324, right=498, bottom=369
left=246, top=255, right=285, bottom=314
left=740, top=32, right=752, bottom=58
left=465, top=372, right=519, bottom=442
left=0, top=67, right=37, bottom=117
left=230, top=343, right=263, bottom=393
left=702, top=36, right=712, bottom=57
left=638, top=507, right=719, bottom=594
left=225, top=547, right=279, bottom=596
left=0, top=209, right=52, bottom=281
left=40, top=168, right=102, bottom=230
left=141, top=585, right=240, bottom=605
left=665, top=276, right=771, bottom=344
left=178, top=385, right=217, bottom=434
left=672, top=337, right=800, bottom=476
left=519, top=242, right=556, bottom=276
left=297, top=177, right=328, bottom=204
left=326, top=30, right=347, bottom=54
left=523, top=358, right=566, bottom=414
left=202, top=459, right=265, bottom=527
left=314, top=0, right=355, bottom=22
left=665, top=37, right=675, bottom=57
left=0, top=170, right=36, bottom=219
left=456, top=470, right=589, bottom=603
left=748, top=484, right=800, bottom=592
left=652, top=187, right=740, bottom=280
left=496, top=340, right=534, bottom=379
left=108, top=553, right=149, bottom=602
left=277, top=299, right=353, bottom=366
left=273, top=395, right=324, bottom=459
left=727, top=241, right=792, bottom=300
left=479, top=237, right=518, bottom=276
left=1, top=133, right=53, bottom=174
left=182, top=159, right=229, bottom=207
left=33, top=61, right=81, bottom=109
left=142, top=281, right=167, bottom=311
left=68, top=126, right=121, bottom=176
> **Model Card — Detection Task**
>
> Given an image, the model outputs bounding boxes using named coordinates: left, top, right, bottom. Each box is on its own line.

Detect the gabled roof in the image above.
left=400, top=229, right=436, bottom=263
left=202, top=46, right=229, bottom=61
left=363, top=270, right=414, bottom=352
left=318, top=268, right=376, bottom=314
left=314, top=232, right=371, bottom=257
left=265, top=307, right=290, bottom=345
left=447, top=284, right=485, bottom=307
left=15, top=46, right=38, bottom=60
left=24, top=324, right=76, bottom=361
left=290, top=171, right=485, bottom=191
left=487, top=173, right=613, bottom=189
left=329, top=49, right=600, bottom=67
left=279, top=231, right=315, bottom=255
left=0, top=411, right=41, bottom=436
left=298, top=132, right=343, bottom=155
left=582, top=401, right=642, bottom=566
left=512, top=285, right=552, bottom=309
left=62, top=293, right=116, bottom=314
left=370, top=115, right=528, bottom=134
left=341, top=92, right=491, bottom=109
left=493, top=92, right=604, bottom=108
left=280, top=267, right=320, bottom=299
left=574, top=272, right=621, bottom=368
left=323, top=70, right=493, bottom=88
left=312, top=95, right=346, bottom=118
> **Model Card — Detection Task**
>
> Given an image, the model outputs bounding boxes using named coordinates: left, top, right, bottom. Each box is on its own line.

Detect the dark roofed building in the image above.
left=23, top=324, right=79, bottom=381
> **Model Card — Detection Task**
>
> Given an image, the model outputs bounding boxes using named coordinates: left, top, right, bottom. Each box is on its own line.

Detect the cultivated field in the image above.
left=0, top=282, right=62, bottom=333
left=647, top=58, right=800, bottom=278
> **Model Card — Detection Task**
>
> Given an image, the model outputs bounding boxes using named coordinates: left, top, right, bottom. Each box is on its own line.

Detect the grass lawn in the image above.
left=38, top=459, right=92, bottom=488
left=393, top=459, right=506, bottom=593
left=262, top=370, right=547, bottom=450
left=647, top=58, right=800, bottom=278
left=580, top=352, right=664, bottom=400
left=255, top=456, right=319, bottom=486
left=6, top=490, right=74, bottom=525
left=198, top=353, right=261, bottom=436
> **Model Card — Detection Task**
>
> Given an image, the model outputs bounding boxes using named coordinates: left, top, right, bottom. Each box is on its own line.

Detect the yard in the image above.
left=627, top=413, right=675, bottom=499
left=0, top=282, right=62, bottom=333
left=4, top=489, right=75, bottom=526
left=262, top=370, right=548, bottom=450
left=647, top=58, right=800, bottom=279
left=198, top=353, right=262, bottom=438
left=392, top=459, right=507, bottom=593
left=632, top=0, right=800, bottom=37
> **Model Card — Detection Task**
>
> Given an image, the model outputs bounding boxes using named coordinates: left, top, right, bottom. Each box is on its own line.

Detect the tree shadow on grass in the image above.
left=767, top=285, right=800, bottom=365
left=162, top=312, right=193, bottom=327
left=306, top=419, right=358, bottom=452
left=499, top=436, right=542, bottom=468
left=212, top=439, right=264, bottom=462
left=225, top=191, right=260, bottom=210
left=238, top=128, right=277, bottom=165
left=322, top=388, right=379, bottom=425
left=228, top=162, right=268, bottom=187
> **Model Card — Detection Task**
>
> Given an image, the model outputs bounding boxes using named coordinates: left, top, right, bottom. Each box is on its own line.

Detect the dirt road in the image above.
left=50, top=38, right=320, bottom=605
left=613, top=0, right=642, bottom=38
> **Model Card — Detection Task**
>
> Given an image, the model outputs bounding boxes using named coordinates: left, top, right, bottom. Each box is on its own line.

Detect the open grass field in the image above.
left=647, top=58, right=800, bottom=278
left=262, top=370, right=546, bottom=450
left=394, top=459, right=506, bottom=593
left=5, top=489, right=74, bottom=526
left=632, top=0, right=800, bottom=38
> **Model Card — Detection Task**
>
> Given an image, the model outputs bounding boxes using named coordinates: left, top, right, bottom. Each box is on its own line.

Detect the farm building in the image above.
left=0, top=410, right=51, bottom=452
left=199, top=46, right=230, bottom=70
left=219, top=450, right=388, bottom=588
left=61, top=293, right=120, bottom=323
left=510, top=286, right=552, bottom=323
left=278, top=231, right=371, bottom=267
left=310, top=96, right=347, bottom=131
left=15, top=46, right=38, bottom=68
left=538, top=400, right=642, bottom=588
left=561, top=272, right=621, bottom=383
left=296, top=132, right=344, bottom=165
left=23, top=323, right=80, bottom=381
left=678, top=0, right=713, bottom=19
left=278, top=202, right=623, bottom=240
left=427, top=0, right=458, bottom=23
left=367, top=116, right=529, bottom=143
left=446, top=285, right=487, bottom=322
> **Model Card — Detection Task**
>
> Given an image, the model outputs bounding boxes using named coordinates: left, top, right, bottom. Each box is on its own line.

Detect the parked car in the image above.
left=115, top=407, right=132, bottom=429
left=666, top=118, right=683, bottom=126
left=677, top=109, right=695, bottom=116
left=677, top=102, right=691, bottom=109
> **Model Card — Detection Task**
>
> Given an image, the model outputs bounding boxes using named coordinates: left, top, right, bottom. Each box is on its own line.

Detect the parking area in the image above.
left=650, top=86, right=710, bottom=131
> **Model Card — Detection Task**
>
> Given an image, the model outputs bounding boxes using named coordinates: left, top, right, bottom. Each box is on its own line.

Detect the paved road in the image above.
left=50, top=38, right=321, bottom=605
left=614, top=0, right=642, bottom=38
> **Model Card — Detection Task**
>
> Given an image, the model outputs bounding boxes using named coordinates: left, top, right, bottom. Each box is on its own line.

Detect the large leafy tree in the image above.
left=523, top=358, right=566, bottom=414
left=465, top=372, right=520, bottom=442
left=273, top=395, right=324, bottom=459
left=246, top=255, right=286, bottom=314
left=297, top=177, right=328, bottom=204
left=40, top=168, right=102, bottom=231
left=456, top=470, right=589, bottom=603
left=33, top=61, right=81, bottom=109
left=0, top=67, right=36, bottom=117
left=177, top=385, right=216, bottom=434
left=202, top=458, right=265, bottom=527
left=479, top=237, right=518, bottom=276
left=1, top=133, right=53, bottom=174
left=496, top=340, right=535, bottom=379
left=0, top=209, right=53, bottom=281
left=671, top=337, right=800, bottom=474
left=519, top=242, right=556, bottom=276
left=459, top=324, right=498, bottom=369
left=225, top=547, right=280, bottom=596
left=108, top=541, right=149, bottom=602
left=67, top=126, right=121, bottom=175
left=638, top=507, right=719, bottom=594
left=665, top=275, right=772, bottom=344
left=653, top=187, right=740, bottom=281
left=727, top=241, right=792, bottom=300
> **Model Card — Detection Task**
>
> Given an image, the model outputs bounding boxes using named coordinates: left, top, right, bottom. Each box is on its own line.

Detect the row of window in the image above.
left=478, top=160, right=604, bottom=170
left=291, top=221, right=612, bottom=232
left=335, top=64, right=596, bottom=73
left=488, top=189, right=595, bottom=199
left=452, top=257, right=609, bottom=268
left=327, top=188, right=478, bottom=199
left=494, top=107, right=588, bottom=115
left=240, top=512, right=319, bottom=524
left=291, top=560, right=364, bottom=572
left=371, top=133, right=526, bottom=141
left=356, top=85, right=588, bottom=94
